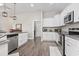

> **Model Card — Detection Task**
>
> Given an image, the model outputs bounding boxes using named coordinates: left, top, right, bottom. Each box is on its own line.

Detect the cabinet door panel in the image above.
left=73, top=4, right=79, bottom=22
left=0, top=36, right=8, bottom=56
left=18, top=33, right=28, bottom=47
left=43, top=18, right=54, bottom=27
left=65, top=36, right=79, bottom=56
left=0, top=44, right=8, bottom=56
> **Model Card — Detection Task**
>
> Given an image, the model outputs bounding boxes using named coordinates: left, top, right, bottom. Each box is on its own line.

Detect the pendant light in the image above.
left=13, top=3, right=17, bottom=20
left=2, top=3, right=8, bottom=17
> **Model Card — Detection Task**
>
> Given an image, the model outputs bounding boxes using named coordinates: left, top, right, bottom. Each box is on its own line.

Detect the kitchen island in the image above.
left=0, top=32, right=28, bottom=55
left=0, top=35, right=9, bottom=56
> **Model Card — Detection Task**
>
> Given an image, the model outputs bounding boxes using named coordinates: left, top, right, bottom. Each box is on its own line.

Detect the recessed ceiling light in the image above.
left=30, top=4, right=34, bottom=7
left=0, top=3, right=3, bottom=6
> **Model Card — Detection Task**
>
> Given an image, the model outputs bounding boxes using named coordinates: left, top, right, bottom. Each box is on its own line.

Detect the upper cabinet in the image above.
left=54, top=14, right=63, bottom=26
left=43, top=14, right=64, bottom=27
left=43, top=18, right=54, bottom=27
left=73, top=4, right=79, bottom=22
left=55, top=14, right=64, bottom=26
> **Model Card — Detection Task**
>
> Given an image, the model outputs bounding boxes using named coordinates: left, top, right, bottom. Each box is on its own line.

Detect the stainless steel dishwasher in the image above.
left=7, top=34, right=18, bottom=54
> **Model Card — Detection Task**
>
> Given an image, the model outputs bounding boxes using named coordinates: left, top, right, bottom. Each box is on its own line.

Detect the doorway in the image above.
left=34, top=21, right=41, bottom=42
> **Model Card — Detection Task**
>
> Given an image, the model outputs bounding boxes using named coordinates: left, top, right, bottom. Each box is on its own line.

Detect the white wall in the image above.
left=0, top=15, right=14, bottom=32
left=13, top=12, right=41, bottom=39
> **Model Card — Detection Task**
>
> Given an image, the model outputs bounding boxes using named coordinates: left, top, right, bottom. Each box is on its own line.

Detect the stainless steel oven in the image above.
left=58, top=34, right=65, bottom=56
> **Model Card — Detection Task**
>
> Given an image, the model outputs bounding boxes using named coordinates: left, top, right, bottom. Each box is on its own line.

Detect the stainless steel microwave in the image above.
left=64, top=11, right=74, bottom=24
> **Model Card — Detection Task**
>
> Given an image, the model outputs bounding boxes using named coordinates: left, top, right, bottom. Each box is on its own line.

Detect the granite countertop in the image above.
left=0, top=32, right=28, bottom=45
left=5, top=32, right=28, bottom=35
left=0, top=32, right=27, bottom=45
left=0, top=32, right=17, bottom=38
left=0, top=32, right=28, bottom=38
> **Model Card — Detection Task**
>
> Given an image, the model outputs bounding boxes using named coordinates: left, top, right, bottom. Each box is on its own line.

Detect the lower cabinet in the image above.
left=0, top=36, right=8, bottom=56
left=65, top=36, right=79, bottom=56
left=42, top=32, right=59, bottom=42
left=0, top=43, right=8, bottom=56
left=18, top=33, right=28, bottom=47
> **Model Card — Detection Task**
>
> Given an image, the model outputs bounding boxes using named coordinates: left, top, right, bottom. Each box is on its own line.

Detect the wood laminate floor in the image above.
left=14, top=38, right=59, bottom=56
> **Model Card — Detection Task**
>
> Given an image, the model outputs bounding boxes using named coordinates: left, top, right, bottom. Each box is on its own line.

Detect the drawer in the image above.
left=68, top=39, right=79, bottom=48
left=68, top=48, right=79, bottom=56
left=65, top=37, right=79, bottom=47
left=0, top=44, right=8, bottom=56
left=65, top=40, right=73, bottom=47
left=66, top=40, right=79, bottom=51
left=65, top=45, right=75, bottom=56
left=65, top=42, right=79, bottom=56
left=65, top=36, right=79, bottom=56
left=65, top=37, right=74, bottom=43
left=66, top=36, right=79, bottom=44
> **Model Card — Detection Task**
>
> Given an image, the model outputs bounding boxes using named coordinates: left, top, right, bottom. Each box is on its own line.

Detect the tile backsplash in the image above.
left=43, top=27, right=60, bottom=32
left=61, top=22, right=79, bottom=32
left=43, top=27, right=54, bottom=32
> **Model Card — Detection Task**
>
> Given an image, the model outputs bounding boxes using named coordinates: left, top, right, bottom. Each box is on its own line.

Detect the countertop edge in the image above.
left=0, top=40, right=9, bottom=45
left=0, top=32, right=28, bottom=38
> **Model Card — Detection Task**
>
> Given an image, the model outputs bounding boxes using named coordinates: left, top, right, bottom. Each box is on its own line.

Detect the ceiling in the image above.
left=0, top=3, right=70, bottom=15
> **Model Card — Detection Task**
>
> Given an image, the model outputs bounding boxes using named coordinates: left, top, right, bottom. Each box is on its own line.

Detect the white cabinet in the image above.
left=0, top=43, right=8, bottom=56
left=73, top=4, right=79, bottom=22
left=54, top=15, right=59, bottom=26
left=60, top=13, right=65, bottom=26
left=42, top=32, right=59, bottom=42
left=43, top=18, right=54, bottom=27
left=54, top=14, right=64, bottom=26
left=65, top=36, right=79, bottom=56
left=0, top=36, right=8, bottom=56
left=18, top=33, right=28, bottom=47
left=43, top=15, right=63, bottom=27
